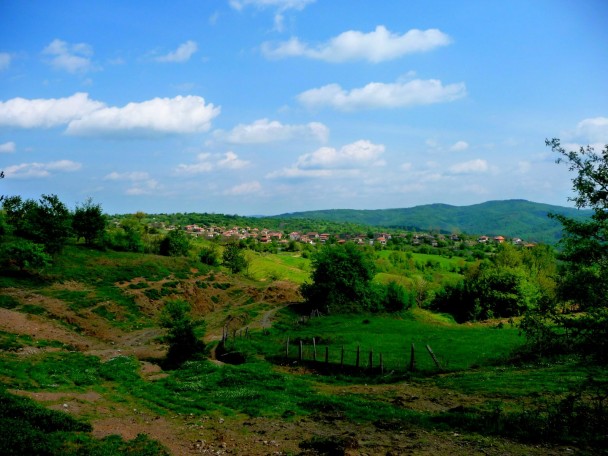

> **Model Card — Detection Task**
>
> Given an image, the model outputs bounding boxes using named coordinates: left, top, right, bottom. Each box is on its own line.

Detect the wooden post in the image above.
left=369, top=349, right=373, bottom=371
left=356, top=345, right=360, bottom=369
left=285, top=336, right=290, bottom=359
left=312, top=337, right=317, bottom=362
left=409, top=343, right=416, bottom=371
left=325, top=346, right=329, bottom=365
left=245, top=327, right=249, bottom=339
left=340, top=346, right=345, bottom=369
left=299, top=340, right=303, bottom=361
left=380, top=353, right=384, bottom=375
left=426, top=344, right=442, bottom=370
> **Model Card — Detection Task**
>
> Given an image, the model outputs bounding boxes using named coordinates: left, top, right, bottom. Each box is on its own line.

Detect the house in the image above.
left=478, top=235, right=489, bottom=243
left=494, top=235, right=505, bottom=243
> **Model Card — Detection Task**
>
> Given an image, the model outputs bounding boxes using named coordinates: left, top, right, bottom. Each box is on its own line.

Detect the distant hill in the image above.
left=274, top=200, right=592, bottom=244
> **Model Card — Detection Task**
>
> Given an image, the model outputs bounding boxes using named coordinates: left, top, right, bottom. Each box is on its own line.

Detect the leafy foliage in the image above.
left=521, top=139, right=608, bottom=361
left=0, top=239, right=51, bottom=273
left=222, top=242, right=248, bottom=274
left=159, top=229, right=190, bottom=257
left=301, top=243, right=377, bottom=314
left=159, top=299, right=205, bottom=368
left=72, top=197, right=106, bottom=247
left=2, top=194, right=71, bottom=254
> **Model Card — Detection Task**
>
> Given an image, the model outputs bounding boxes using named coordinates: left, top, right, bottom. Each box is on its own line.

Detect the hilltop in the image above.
left=274, top=199, right=592, bottom=244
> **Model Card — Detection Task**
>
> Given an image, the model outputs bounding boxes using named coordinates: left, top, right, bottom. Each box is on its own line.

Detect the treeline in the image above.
left=0, top=195, right=193, bottom=273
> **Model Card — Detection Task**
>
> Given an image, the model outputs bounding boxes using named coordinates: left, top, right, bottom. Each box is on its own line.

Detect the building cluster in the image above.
left=171, top=223, right=534, bottom=248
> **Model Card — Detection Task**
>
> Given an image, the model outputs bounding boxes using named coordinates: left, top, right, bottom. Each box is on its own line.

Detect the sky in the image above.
left=1, top=0, right=607, bottom=215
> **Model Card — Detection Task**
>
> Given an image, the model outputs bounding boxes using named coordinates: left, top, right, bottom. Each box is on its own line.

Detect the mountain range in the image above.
left=274, top=199, right=592, bottom=244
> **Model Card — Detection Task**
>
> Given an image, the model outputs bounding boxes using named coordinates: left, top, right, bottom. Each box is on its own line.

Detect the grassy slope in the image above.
left=1, top=245, right=606, bottom=453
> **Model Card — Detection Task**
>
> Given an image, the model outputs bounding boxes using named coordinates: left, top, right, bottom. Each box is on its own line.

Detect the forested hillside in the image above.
left=275, top=199, right=592, bottom=243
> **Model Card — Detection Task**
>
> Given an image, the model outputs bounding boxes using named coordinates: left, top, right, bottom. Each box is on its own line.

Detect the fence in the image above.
left=218, top=327, right=446, bottom=374
left=282, top=336, right=443, bottom=374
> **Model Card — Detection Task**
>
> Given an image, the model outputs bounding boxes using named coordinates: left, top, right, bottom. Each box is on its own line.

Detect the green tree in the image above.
left=159, top=299, right=205, bottom=368
left=301, top=243, right=377, bottom=314
left=522, top=139, right=608, bottom=360
left=1, top=194, right=71, bottom=254
left=222, top=242, right=248, bottom=273
left=199, top=245, right=220, bottom=266
left=0, top=239, right=51, bottom=273
left=159, top=229, right=190, bottom=257
left=72, top=197, right=106, bottom=246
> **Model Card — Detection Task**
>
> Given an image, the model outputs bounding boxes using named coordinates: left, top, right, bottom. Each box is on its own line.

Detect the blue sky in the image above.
left=1, top=0, right=607, bottom=215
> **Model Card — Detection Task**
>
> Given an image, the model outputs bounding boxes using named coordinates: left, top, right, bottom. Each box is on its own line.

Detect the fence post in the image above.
left=340, top=346, right=345, bottom=369
left=285, top=336, right=290, bottom=359
left=245, top=327, right=249, bottom=339
left=369, top=349, right=373, bottom=371
left=325, top=346, right=329, bottom=365
left=356, top=345, right=360, bottom=369
left=312, top=337, right=317, bottom=362
left=426, top=344, right=442, bottom=370
left=299, top=340, right=303, bottom=362
left=409, top=343, right=416, bottom=371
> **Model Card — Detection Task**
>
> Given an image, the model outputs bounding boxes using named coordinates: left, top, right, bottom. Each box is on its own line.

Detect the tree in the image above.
left=159, top=229, right=190, bottom=257
left=72, top=198, right=106, bottom=246
left=222, top=242, right=248, bottom=274
left=300, top=243, right=377, bottom=314
left=0, top=239, right=51, bottom=273
left=199, top=245, right=220, bottom=266
left=522, top=139, right=608, bottom=360
left=1, top=194, right=71, bottom=254
left=159, top=299, right=205, bottom=368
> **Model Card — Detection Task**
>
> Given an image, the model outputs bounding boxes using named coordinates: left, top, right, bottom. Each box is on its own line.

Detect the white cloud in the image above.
left=66, top=95, right=220, bottom=137
left=448, top=159, right=489, bottom=174
left=229, top=0, right=314, bottom=10
left=104, top=171, right=151, bottom=181
left=43, top=39, right=95, bottom=73
left=449, top=140, right=469, bottom=152
left=576, top=117, right=608, bottom=143
left=224, top=180, right=262, bottom=195
left=154, top=41, right=198, bottom=63
left=103, top=171, right=159, bottom=195
left=4, top=160, right=81, bottom=178
left=0, top=93, right=105, bottom=128
left=262, top=26, right=451, bottom=63
left=0, top=141, right=16, bottom=153
left=297, top=140, right=385, bottom=169
left=218, top=151, right=250, bottom=169
left=174, top=151, right=249, bottom=175
left=215, top=118, right=328, bottom=144
left=0, top=52, right=11, bottom=71
left=298, top=79, right=466, bottom=111
left=229, top=0, right=314, bottom=31
left=268, top=139, right=384, bottom=179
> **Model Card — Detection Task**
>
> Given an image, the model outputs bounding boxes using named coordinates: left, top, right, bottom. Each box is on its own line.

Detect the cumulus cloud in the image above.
left=0, top=52, right=11, bottom=71
left=268, top=139, right=384, bottom=179
left=43, top=39, right=95, bottom=73
left=224, top=180, right=262, bottom=195
left=262, top=26, right=451, bottom=62
left=448, top=159, right=489, bottom=174
left=0, top=93, right=219, bottom=136
left=0, top=141, right=16, bottom=153
left=174, top=151, right=250, bottom=175
left=154, top=41, right=198, bottom=63
left=215, top=118, right=328, bottom=144
left=576, top=117, right=608, bottom=144
left=449, top=140, right=469, bottom=152
left=4, top=160, right=81, bottom=178
left=66, top=95, right=220, bottom=137
left=0, top=93, right=105, bottom=128
left=298, top=79, right=466, bottom=111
